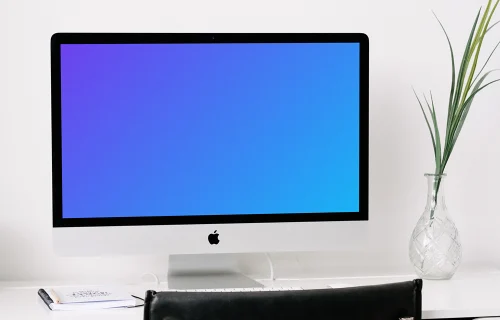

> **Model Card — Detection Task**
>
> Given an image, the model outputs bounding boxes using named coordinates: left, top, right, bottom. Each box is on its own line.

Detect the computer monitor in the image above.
left=51, top=33, right=369, bottom=286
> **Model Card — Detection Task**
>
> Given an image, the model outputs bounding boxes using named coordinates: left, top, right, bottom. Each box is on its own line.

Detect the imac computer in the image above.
left=51, top=33, right=369, bottom=288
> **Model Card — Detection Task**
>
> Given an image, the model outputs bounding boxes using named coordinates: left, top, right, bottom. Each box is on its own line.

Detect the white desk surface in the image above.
left=2, top=271, right=500, bottom=319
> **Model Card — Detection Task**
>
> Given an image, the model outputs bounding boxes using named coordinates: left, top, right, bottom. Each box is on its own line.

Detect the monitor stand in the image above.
left=168, top=254, right=264, bottom=289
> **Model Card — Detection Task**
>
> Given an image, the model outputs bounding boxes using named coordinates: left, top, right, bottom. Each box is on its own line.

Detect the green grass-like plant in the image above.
left=416, top=0, right=500, bottom=218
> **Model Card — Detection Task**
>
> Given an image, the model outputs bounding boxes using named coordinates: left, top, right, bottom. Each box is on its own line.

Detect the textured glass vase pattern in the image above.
left=409, top=174, right=462, bottom=280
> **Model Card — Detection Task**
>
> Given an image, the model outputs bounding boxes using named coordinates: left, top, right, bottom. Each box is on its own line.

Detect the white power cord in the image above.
left=141, top=272, right=161, bottom=288
left=265, top=253, right=276, bottom=281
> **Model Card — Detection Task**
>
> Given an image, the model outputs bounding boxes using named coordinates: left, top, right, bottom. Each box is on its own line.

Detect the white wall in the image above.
left=2, top=0, right=500, bottom=282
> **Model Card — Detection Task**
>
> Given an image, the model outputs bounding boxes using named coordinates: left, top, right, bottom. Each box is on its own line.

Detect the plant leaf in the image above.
left=451, top=9, right=481, bottom=121
left=487, top=1, right=500, bottom=28
left=428, top=92, right=442, bottom=173
left=454, top=70, right=499, bottom=144
left=487, top=20, right=500, bottom=32
left=471, top=39, right=500, bottom=86
left=413, top=88, right=436, bottom=158
left=454, top=78, right=500, bottom=131
left=446, top=9, right=482, bottom=153
left=460, top=6, right=489, bottom=108
left=442, top=75, right=500, bottom=168
left=469, top=0, right=494, bottom=55
left=463, top=0, right=499, bottom=105
left=433, top=12, right=456, bottom=143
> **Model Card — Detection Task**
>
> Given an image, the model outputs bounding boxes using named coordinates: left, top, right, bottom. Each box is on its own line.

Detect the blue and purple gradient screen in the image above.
left=60, top=43, right=360, bottom=218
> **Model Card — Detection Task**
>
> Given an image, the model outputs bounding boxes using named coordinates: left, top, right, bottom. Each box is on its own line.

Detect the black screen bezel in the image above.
left=51, top=33, right=369, bottom=228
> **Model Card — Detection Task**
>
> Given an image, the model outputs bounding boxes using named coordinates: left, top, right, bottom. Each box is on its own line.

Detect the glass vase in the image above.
left=409, top=173, right=462, bottom=280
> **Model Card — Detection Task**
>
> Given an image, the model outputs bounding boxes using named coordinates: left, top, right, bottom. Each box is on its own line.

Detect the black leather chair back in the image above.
left=144, top=279, right=422, bottom=320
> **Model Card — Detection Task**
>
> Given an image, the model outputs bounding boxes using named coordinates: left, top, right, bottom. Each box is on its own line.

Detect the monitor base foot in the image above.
left=168, top=254, right=264, bottom=289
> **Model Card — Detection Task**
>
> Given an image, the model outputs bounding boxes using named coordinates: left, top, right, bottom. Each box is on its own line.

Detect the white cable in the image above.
left=265, top=253, right=275, bottom=281
left=141, top=272, right=161, bottom=288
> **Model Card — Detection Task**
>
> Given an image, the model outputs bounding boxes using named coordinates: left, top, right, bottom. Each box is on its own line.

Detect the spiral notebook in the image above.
left=38, top=287, right=136, bottom=311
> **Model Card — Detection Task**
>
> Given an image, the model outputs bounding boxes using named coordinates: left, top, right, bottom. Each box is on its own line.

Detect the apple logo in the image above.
left=208, top=230, right=220, bottom=245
